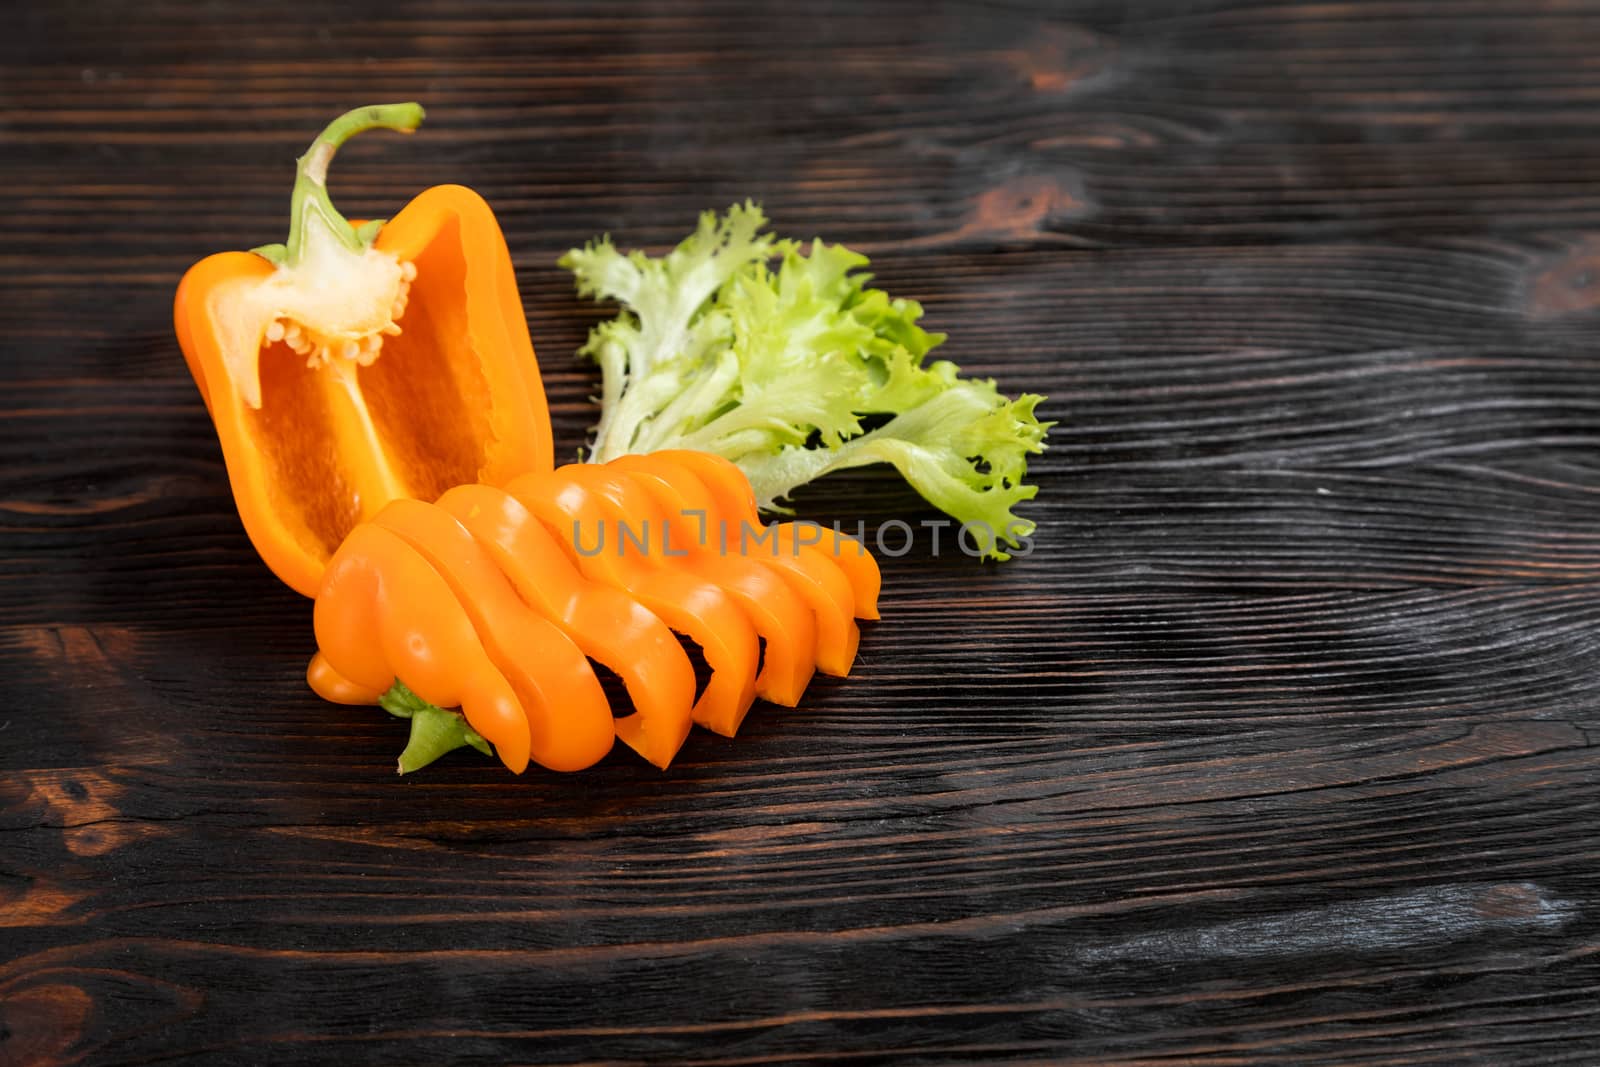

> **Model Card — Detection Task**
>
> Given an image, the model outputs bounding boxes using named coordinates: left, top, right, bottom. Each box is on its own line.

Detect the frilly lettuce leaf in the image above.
left=559, top=203, right=1051, bottom=559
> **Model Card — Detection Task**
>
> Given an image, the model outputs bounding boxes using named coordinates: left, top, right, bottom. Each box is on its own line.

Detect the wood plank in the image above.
left=6, top=0, right=1600, bottom=1062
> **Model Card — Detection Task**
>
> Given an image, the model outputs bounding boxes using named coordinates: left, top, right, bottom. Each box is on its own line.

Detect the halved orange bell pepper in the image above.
left=174, top=103, right=551, bottom=597
left=176, top=108, right=895, bottom=777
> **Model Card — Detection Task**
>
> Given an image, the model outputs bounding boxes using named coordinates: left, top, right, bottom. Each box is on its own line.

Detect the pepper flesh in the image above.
left=506, top=466, right=762, bottom=738
left=435, top=484, right=696, bottom=769
left=307, top=454, right=880, bottom=771
left=616, top=452, right=871, bottom=675
left=371, top=499, right=616, bottom=772
left=174, top=104, right=552, bottom=597
left=312, top=523, right=534, bottom=773
left=600, top=461, right=819, bottom=706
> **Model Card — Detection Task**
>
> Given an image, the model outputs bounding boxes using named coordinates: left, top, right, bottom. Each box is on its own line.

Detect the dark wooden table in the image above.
left=6, top=2, right=1600, bottom=1063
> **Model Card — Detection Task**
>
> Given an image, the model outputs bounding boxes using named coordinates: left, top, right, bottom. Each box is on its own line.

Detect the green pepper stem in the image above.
left=379, top=678, right=493, bottom=775
left=256, top=103, right=426, bottom=267
left=396, top=703, right=491, bottom=774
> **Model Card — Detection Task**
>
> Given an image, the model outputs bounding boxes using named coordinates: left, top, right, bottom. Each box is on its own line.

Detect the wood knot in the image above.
left=967, top=175, right=1081, bottom=240
left=19, top=769, right=151, bottom=857
left=0, top=877, right=88, bottom=927
left=0, top=982, right=92, bottom=1066
left=1002, top=24, right=1112, bottom=93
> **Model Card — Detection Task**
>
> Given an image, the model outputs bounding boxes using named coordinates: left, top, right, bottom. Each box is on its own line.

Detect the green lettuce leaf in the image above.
left=559, top=203, right=1051, bottom=559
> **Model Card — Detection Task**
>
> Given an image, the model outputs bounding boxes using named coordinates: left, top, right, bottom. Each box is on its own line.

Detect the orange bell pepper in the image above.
left=305, top=452, right=880, bottom=772
left=435, top=484, right=695, bottom=769
left=311, top=523, right=534, bottom=774
left=620, top=451, right=875, bottom=675
left=370, top=499, right=617, bottom=773
left=505, top=465, right=762, bottom=738
left=174, top=106, right=888, bottom=773
left=173, top=103, right=551, bottom=597
left=597, top=461, right=819, bottom=707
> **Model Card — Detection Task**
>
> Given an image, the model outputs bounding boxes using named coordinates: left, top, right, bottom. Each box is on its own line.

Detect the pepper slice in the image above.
left=774, top=522, right=881, bottom=623
left=620, top=452, right=865, bottom=675
left=602, top=463, right=818, bottom=707
left=312, top=523, right=533, bottom=773
left=174, top=104, right=551, bottom=597
left=639, top=450, right=882, bottom=621
left=370, top=499, right=616, bottom=772
left=506, top=467, right=761, bottom=738
left=306, top=650, right=385, bottom=706
left=435, top=484, right=695, bottom=770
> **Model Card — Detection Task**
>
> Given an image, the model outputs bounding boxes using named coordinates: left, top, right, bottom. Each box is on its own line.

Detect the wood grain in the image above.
left=6, top=0, right=1600, bottom=1064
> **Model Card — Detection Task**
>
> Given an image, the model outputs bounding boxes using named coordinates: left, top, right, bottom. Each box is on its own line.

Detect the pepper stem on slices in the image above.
left=218, top=103, right=423, bottom=410
left=379, top=680, right=492, bottom=775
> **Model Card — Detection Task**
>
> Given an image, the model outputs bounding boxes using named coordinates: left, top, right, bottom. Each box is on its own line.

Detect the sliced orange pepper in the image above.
left=306, top=651, right=385, bottom=705
left=639, top=450, right=881, bottom=620
left=435, top=484, right=694, bottom=770
left=625, top=452, right=863, bottom=675
left=506, top=467, right=761, bottom=738
left=773, top=522, right=881, bottom=623
left=312, top=523, right=532, bottom=773
left=370, top=499, right=615, bottom=773
left=308, top=452, right=882, bottom=769
left=602, top=462, right=818, bottom=707
left=174, top=104, right=551, bottom=597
